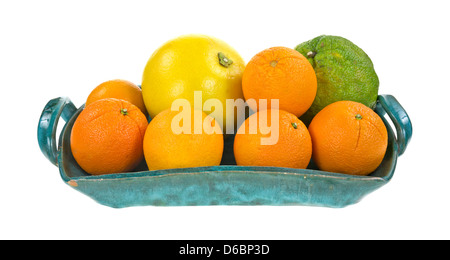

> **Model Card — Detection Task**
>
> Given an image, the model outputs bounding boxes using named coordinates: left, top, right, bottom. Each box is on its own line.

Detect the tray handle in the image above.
left=376, top=94, right=413, bottom=156
left=37, top=97, right=77, bottom=166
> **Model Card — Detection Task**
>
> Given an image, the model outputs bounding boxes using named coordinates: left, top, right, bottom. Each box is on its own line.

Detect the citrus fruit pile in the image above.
left=70, top=34, right=388, bottom=177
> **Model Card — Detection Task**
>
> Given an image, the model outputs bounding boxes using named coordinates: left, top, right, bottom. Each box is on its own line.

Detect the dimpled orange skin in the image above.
left=143, top=109, right=224, bottom=171
left=242, top=47, right=317, bottom=117
left=308, top=101, right=388, bottom=176
left=234, top=109, right=312, bottom=169
left=86, top=79, right=148, bottom=116
left=70, top=98, right=148, bottom=175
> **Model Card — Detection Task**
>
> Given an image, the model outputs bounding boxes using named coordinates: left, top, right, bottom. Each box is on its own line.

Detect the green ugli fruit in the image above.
left=295, top=35, right=379, bottom=125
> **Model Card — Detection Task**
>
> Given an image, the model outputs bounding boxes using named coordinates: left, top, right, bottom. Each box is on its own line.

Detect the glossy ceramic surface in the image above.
left=37, top=95, right=412, bottom=208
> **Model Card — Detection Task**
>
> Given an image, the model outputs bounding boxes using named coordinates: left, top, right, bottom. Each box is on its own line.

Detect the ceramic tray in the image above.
left=37, top=94, right=412, bottom=208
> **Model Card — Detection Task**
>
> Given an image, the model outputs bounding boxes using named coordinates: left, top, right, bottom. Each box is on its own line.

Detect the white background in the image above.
left=1, top=0, right=449, bottom=240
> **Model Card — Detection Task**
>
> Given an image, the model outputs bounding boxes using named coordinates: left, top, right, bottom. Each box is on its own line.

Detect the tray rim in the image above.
left=59, top=163, right=391, bottom=183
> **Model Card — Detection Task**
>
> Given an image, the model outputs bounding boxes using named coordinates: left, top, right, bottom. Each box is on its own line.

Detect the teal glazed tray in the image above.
left=37, top=94, right=412, bottom=208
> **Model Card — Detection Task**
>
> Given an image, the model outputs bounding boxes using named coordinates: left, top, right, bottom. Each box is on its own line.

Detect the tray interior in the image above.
left=58, top=105, right=398, bottom=181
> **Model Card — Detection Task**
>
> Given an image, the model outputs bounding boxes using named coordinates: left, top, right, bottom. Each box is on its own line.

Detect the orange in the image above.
left=308, top=101, right=388, bottom=176
left=143, top=108, right=224, bottom=171
left=242, top=47, right=317, bottom=117
left=234, top=109, right=312, bottom=169
left=70, top=98, right=148, bottom=175
left=86, top=79, right=147, bottom=116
